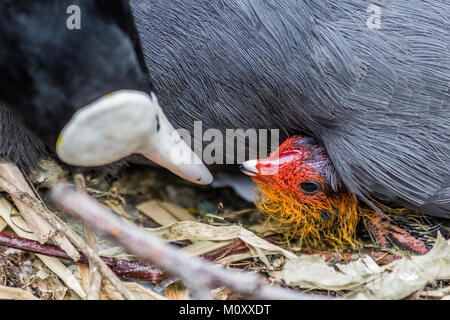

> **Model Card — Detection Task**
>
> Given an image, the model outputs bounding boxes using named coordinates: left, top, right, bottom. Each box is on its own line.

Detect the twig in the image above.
left=0, top=233, right=277, bottom=280
left=0, top=233, right=274, bottom=281
left=0, top=162, right=54, bottom=242
left=0, top=162, right=79, bottom=260
left=201, top=239, right=249, bottom=261
left=51, top=183, right=323, bottom=300
left=0, top=231, right=166, bottom=280
left=75, top=174, right=102, bottom=300
left=0, top=196, right=86, bottom=298
left=0, top=285, right=38, bottom=300
left=83, top=227, right=102, bottom=299
left=0, top=176, right=135, bottom=300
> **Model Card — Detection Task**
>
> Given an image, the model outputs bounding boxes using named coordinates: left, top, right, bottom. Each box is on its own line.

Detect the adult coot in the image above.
left=131, top=0, right=449, bottom=250
left=0, top=0, right=212, bottom=184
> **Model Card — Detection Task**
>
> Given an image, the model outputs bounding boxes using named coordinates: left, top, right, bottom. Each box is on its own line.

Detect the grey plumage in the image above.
left=131, top=0, right=450, bottom=218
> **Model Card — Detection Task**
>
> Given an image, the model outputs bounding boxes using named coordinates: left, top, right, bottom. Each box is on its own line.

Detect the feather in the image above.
left=131, top=0, right=450, bottom=218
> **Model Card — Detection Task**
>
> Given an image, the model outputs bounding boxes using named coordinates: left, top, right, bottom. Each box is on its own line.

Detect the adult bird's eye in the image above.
left=299, top=181, right=321, bottom=195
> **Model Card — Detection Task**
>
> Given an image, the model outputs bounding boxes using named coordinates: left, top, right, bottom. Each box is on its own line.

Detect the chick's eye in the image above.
left=299, top=181, right=321, bottom=195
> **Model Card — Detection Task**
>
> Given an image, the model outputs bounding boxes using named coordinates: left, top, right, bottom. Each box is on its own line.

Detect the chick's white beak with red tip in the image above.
left=241, top=151, right=304, bottom=184
left=240, top=160, right=258, bottom=176
left=56, top=90, right=213, bottom=185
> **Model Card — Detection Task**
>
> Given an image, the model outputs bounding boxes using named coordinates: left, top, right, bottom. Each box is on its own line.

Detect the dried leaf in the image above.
left=0, top=217, right=6, bottom=232
left=350, top=234, right=450, bottom=300
left=272, top=234, right=450, bottom=300
left=0, top=197, right=86, bottom=299
left=158, top=202, right=196, bottom=221
left=150, top=221, right=296, bottom=259
left=272, top=254, right=380, bottom=291
left=137, top=201, right=178, bottom=226
left=101, top=280, right=166, bottom=300
left=182, top=240, right=234, bottom=257
left=0, top=162, right=55, bottom=242
left=164, top=281, right=190, bottom=300
left=248, top=221, right=284, bottom=237
left=78, top=263, right=91, bottom=296
left=0, top=285, right=38, bottom=300
left=0, top=163, right=79, bottom=260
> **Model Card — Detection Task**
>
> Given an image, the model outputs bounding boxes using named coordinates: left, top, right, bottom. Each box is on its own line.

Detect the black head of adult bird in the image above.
left=130, top=0, right=449, bottom=251
left=0, top=0, right=212, bottom=185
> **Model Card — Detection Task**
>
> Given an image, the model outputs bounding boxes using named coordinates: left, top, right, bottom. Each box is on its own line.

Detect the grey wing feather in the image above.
left=131, top=0, right=450, bottom=219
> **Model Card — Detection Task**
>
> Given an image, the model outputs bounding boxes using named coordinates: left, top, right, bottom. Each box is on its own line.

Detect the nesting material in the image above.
left=0, top=197, right=86, bottom=298
left=0, top=217, right=6, bottom=232
left=272, top=234, right=450, bottom=299
left=1, top=162, right=447, bottom=300
left=0, top=284, right=39, bottom=300
left=101, top=280, right=166, bottom=300
left=150, top=221, right=296, bottom=260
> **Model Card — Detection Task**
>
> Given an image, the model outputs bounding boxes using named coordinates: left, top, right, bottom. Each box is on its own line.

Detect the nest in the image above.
left=0, top=160, right=448, bottom=300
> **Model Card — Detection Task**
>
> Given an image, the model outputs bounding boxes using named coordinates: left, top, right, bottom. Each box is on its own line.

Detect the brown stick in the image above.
left=0, top=232, right=268, bottom=283
left=51, top=183, right=321, bottom=300
left=0, top=231, right=270, bottom=282
left=0, top=231, right=260, bottom=282
left=0, top=232, right=166, bottom=281
left=201, top=239, right=249, bottom=261
left=0, top=176, right=135, bottom=300
left=1, top=233, right=268, bottom=281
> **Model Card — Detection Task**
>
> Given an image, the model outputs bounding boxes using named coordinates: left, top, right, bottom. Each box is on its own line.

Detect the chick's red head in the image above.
left=241, top=135, right=364, bottom=248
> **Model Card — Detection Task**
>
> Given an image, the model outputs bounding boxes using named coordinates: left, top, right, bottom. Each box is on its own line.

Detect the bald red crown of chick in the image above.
left=241, top=136, right=362, bottom=248
left=241, top=135, right=435, bottom=253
